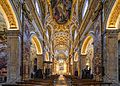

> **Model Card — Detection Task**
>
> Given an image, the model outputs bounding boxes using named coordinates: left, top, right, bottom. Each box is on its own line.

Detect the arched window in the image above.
left=46, top=29, right=49, bottom=39
left=74, top=30, right=77, bottom=39
left=35, top=1, right=41, bottom=16
left=82, top=0, right=89, bottom=18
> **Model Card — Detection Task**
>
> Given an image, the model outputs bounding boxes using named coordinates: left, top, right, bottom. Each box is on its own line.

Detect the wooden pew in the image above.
left=16, top=79, right=54, bottom=86
left=2, top=75, right=60, bottom=86
left=2, top=83, right=42, bottom=86
left=71, top=80, right=112, bottom=86
left=81, top=82, right=112, bottom=86
left=71, top=79, right=97, bottom=86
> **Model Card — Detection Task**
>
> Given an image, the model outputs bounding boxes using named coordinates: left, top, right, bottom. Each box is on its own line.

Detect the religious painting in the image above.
left=50, top=0, right=73, bottom=24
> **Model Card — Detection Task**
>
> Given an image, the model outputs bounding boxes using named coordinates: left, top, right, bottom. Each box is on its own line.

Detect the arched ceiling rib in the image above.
left=107, top=0, right=120, bottom=29
left=0, top=0, right=18, bottom=29
left=31, top=35, right=43, bottom=55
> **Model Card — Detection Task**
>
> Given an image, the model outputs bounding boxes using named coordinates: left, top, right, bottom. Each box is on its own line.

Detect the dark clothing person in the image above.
left=34, top=69, right=43, bottom=79
left=74, top=70, right=78, bottom=76
left=82, top=66, right=93, bottom=79
left=45, top=68, right=51, bottom=79
left=31, top=73, right=33, bottom=78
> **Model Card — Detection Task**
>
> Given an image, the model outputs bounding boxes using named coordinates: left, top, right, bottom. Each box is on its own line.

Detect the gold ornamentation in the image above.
left=31, top=35, right=43, bottom=55
left=0, top=0, right=18, bottom=29
left=108, top=0, right=120, bottom=28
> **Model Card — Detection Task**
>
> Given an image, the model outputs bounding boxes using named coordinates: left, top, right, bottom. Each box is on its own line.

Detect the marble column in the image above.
left=37, top=54, right=43, bottom=69
left=78, top=56, right=81, bottom=77
left=72, top=57, right=75, bottom=75
left=23, top=60, right=29, bottom=80
left=68, top=55, right=71, bottom=75
left=69, top=55, right=73, bottom=75
left=104, top=29, right=118, bottom=83
left=52, top=58, right=54, bottom=74
left=54, top=61, right=57, bottom=74
left=67, top=61, right=70, bottom=75
left=66, top=62, right=69, bottom=74
left=7, top=30, right=20, bottom=83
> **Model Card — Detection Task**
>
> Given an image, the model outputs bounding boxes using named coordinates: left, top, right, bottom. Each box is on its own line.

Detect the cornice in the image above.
left=7, top=30, right=19, bottom=36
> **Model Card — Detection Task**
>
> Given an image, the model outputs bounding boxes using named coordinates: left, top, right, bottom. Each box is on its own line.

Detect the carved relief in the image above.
left=0, top=0, right=17, bottom=28
left=108, top=0, right=120, bottom=28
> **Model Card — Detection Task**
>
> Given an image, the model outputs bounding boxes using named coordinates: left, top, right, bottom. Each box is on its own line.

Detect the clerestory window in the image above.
left=82, top=0, right=89, bottom=18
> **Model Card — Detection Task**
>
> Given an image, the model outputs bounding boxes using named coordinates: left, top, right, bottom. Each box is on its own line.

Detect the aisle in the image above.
left=55, top=75, right=69, bottom=86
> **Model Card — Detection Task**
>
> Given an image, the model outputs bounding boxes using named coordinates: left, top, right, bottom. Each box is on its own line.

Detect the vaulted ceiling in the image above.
left=31, top=0, right=79, bottom=60
left=43, top=0, right=78, bottom=59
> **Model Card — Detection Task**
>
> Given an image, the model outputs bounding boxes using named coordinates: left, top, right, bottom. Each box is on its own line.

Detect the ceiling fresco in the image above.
left=50, top=0, right=73, bottom=24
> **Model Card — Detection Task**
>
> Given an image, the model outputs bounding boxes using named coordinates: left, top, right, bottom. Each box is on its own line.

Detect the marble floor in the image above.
left=55, top=75, right=69, bottom=86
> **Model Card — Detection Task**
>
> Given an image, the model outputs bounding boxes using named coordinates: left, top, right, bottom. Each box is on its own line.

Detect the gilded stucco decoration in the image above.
left=81, top=36, right=93, bottom=55
left=0, top=0, right=18, bottom=29
left=74, top=52, right=78, bottom=62
left=107, top=0, right=120, bottom=29
left=31, top=35, right=43, bottom=55
left=45, top=52, right=49, bottom=61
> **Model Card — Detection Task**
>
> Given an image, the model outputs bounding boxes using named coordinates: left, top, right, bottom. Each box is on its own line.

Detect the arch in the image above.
left=74, top=52, right=78, bottom=62
left=81, top=36, right=93, bottom=55
left=46, top=24, right=53, bottom=30
left=107, top=0, right=120, bottom=29
left=31, top=35, right=43, bottom=55
left=70, top=24, right=77, bottom=30
left=45, top=52, right=49, bottom=61
left=0, top=0, right=18, bottom=30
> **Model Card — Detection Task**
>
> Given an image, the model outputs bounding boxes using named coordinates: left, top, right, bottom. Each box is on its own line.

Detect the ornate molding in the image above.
left=0, top=0, right=18, bottom=29
left=106, top=29, right=119, bottom=39
left=107, top=0, right=120, bottom=28
left=7, top=30, right=19, bottom=36
left=106, top=29, right=119, bottom=34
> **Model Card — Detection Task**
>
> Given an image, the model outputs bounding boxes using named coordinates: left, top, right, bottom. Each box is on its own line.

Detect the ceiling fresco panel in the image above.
left=50, top=0, right=73, bottom=24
